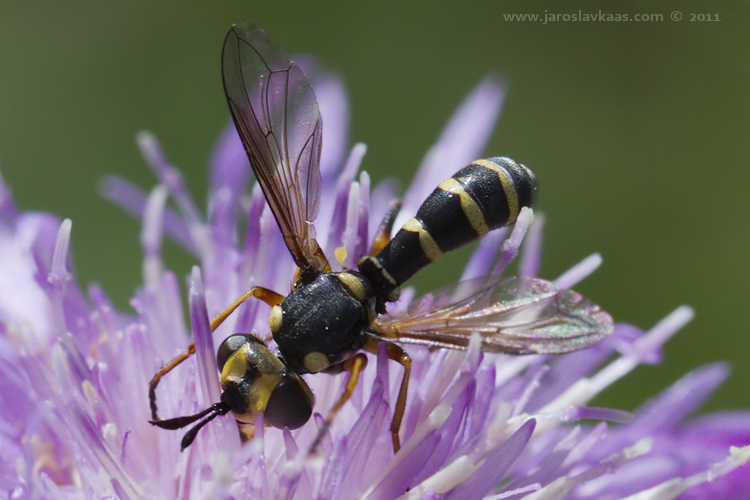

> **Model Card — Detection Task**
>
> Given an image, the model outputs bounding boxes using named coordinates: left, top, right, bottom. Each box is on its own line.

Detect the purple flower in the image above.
left=0, top=61, right=748, bottom=500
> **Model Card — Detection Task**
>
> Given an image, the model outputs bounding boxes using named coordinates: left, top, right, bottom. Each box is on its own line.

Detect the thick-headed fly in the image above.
left=149, top=24, right=614, bottom=453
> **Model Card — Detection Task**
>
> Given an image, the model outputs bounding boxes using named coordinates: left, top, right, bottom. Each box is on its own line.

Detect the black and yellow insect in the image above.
left=149, top=24, right=613, bottom=453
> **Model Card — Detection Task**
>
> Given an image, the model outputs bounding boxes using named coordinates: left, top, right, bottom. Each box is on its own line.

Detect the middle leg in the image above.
left=309, top=353, right=369, bottom=454
left=364, top=339, right=412, bottom=453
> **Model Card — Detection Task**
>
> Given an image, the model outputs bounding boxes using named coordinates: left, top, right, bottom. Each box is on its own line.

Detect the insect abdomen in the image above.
left=360, top=157, right=537, bottom=295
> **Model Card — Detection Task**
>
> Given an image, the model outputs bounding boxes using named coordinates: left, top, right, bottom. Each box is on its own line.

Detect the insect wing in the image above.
left=372, top=277, right=613, bottom=354
left=222, top=24, right=322, bottom=269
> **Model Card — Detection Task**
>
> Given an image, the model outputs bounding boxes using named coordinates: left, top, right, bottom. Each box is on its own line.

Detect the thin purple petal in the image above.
left=519, top=214, right=544, bottom=278
left=137, top=131, right=204, bottom=228
left=0, top=166, right=17, bottom=221
left=100, top=175, right=197, bottom=254
left=396, top=76, right=506, bottom=231
left=445, top=418, right=536, bottom=500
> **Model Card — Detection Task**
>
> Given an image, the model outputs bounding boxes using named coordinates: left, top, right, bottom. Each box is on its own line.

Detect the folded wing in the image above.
left=372, top=276, right=613, bottom=354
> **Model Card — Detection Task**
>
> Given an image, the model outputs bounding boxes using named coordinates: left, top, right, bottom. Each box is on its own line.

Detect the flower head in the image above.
left=0, top=53, right=748, bottom=500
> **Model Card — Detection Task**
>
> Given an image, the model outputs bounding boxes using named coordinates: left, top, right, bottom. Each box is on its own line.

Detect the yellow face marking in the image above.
left=303, top=351, right=330, bottom=373
left=337, top=272, right=366, bottom=300
left=473, top=159, right=519, bottom=223
left=269, top=305, right=283, bottom=333
left=220, top=344, right=284, bottom=422
left=404, top=218, right=445, bottom=262
left=438, top=177, right=489, bottom=236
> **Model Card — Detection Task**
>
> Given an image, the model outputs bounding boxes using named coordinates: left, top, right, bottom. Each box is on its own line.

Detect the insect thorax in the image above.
left=271, top=271, right=376, bottom=374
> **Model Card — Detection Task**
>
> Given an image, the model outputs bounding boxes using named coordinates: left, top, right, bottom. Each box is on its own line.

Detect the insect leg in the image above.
left=368, top=199, right=402, bottom=256
left=387, top=344, right=411, bottom=453
left=149, top=285, right=284, bottom=421
left=149, top=343, right=195, bottom=421
left=210, top=286, right=285, bottom=330
left=309, top=353, right=369, bottom=454
left=362, top=339, right=412, bottom=453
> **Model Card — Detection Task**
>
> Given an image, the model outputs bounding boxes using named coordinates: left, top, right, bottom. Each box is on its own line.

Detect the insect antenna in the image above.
left=150, top=401, right=230, bottom=451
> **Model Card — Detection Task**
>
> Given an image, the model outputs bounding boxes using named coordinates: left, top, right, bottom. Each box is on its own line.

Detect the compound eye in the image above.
left=217, top=334, right=255, bottom=372
left=264, top=373, right=314, bottom=430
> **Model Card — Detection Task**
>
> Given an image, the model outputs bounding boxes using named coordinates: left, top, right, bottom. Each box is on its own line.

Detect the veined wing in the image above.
left=222, top=24, right=322, bottom=270
left=371, top=277, right=613, bottom=354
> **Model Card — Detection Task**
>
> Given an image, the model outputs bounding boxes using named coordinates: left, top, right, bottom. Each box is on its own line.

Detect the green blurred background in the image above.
left=1, top=1, right=748, bottom=414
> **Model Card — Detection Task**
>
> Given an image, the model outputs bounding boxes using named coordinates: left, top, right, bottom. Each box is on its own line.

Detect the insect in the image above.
left=149, top=24, right=614, bottom=453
